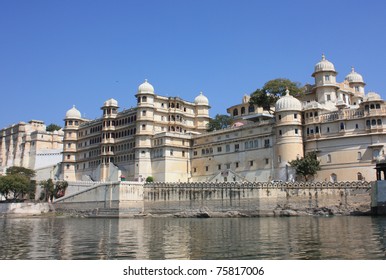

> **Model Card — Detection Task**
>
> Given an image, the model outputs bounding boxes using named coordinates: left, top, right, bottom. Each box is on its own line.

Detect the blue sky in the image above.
left=1, top=0, right=386, bottom=129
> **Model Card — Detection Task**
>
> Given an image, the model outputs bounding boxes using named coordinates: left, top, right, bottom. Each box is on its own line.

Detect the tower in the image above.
left=312, top=54, right=339, bottom=108
left=134, top=79, right=155, bottom=181
left=62, top=106, right=82, bottom=181
left=345, top=67, right=366, bottom=105
left=274, top=89, right=303, bottom=181
left=194, top=92, right=210, bottom=132
left=100, top=98, right=119, bottom=181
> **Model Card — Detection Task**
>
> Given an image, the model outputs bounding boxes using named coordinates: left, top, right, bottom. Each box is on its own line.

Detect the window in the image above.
left=241, top=107, right=245, bottom=115
left=142, top=96, right=147, bottom=102
left=327, top=154, right=331, bottom=163
left=218, top=164, right=221, bottom=170
left=265, top=158, right=269, bottom=165
left=326, top=94, right=331, bottom=101
left=330, top=173, right=337, bottom=183
left=226, top=163, right=231, bottom=169
left=233, top=108, right=238, bottom=116
left=142, top=124, right=146, bottom=130
left=205, top=166, right=209, bottom=172
left=142, top=110, right=146, bottom=116
left=295, top=128, right=299, bottom=135
left=249, top=160, right=254, bottom=167
left=182, top=151, right=185, bottom=157
left=372, top=119, right=376, bottom=126
left=340, top=122, right=345, bottom=130
left=278, top=115, right=282, bottom=120
left=294, top=113, right=297, bottom=119
left=357, top=152, right=362, bottom=160
left=355, top=124, right=359, bottom=129
left=170, top=149, right=174, bottom=156
left=264, top=139, right=270, bottom=147
left=235, top=144, right=239, bottom=151
left=357, top=172, right=363, bottom=181
left=325, top=75, right=330, bottom=82
left=278, top=155, right=281, bottom=163
left=355, top=86, right=360, bottom=92
left=67, top=155, right=70, bottom=159
left=217, top=146, right=222, bottom=153
left=377, top=119, right=382, bottom=125
left=279, top=130, right=282, bottom=136
left=248, top=105, right=255, bottom=113
left=193, top=151, right=198, bottom=156
left=193, top=167, right=197, bottom=173
left=226, top=145, right=230, bottom=152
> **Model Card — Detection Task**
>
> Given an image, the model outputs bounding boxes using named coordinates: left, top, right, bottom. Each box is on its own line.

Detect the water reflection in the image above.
left=0, top=217, right=385, bottom=260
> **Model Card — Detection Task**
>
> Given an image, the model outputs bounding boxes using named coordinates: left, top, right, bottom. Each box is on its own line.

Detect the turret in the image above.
left=274, top=89, right=303, bottom=181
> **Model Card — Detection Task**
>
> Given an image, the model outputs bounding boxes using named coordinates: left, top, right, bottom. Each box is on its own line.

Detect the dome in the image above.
left=364, top=92, right=382, bottom=102
left=137, top=79, right=154, bottom=94
left=345, top=67, right=364, bottom=84
left=313, top=54, right=336, bottom=76
left=103, top=98, right=118, bottom=107
left=275, top=89, right=302, bottom=112
left=194, top=92, right=209, bottom=105
left=65, top=105, right=81, bottom=119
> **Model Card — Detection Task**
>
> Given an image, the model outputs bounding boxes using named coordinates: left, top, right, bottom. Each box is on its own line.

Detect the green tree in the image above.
left=46, top=123, right=62, bottom=132
left=289, top=151, right=321, bottom=182
left=207, top=114, right=232, bottom=132
left=0, top=167, right=36, bottom=201
left=6, top=166, right=35, bottom=178
left=249, top=78, right=303, bottom=113
left=40, top=179, right=55, bottom=202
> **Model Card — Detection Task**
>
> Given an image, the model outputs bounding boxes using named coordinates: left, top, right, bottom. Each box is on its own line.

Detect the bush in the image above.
left=146, top=176, right=154, bottom=183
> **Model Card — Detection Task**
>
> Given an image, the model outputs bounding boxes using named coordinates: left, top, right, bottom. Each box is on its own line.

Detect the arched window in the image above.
left=248, top=105, right=255, bottom=113
left=372, top=119, right=377, bottom=126
left=142, top=96, right=147, bottom=102
left=241, top=107, right=246, bottom=115
left=330, top=173, right=337, bottom=183
left=233, top=108, right=239, bottom=116
left=357, top=172, right=363, bottom=181
left=377, top=119, right=382, bottom=125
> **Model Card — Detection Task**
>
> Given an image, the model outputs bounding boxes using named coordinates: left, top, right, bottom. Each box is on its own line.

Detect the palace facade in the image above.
left=61, top=55, right=385, bottom=183
left=0, top=120, right=64, bottom=175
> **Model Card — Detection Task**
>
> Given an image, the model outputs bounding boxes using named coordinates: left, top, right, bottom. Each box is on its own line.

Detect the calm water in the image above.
left=0, top=216, right=385, bottom=260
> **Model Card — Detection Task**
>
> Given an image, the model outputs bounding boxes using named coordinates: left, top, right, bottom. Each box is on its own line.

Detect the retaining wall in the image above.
left=53, top=181, right=371, bottom=217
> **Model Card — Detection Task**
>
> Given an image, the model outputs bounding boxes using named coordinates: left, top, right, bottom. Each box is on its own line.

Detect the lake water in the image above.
left=0, top=216, right=385, bottom=260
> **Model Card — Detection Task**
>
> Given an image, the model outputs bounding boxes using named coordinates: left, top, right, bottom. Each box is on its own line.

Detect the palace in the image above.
left=58, top=55, right=385, bottom=183
left=0, top=120, right=64, bottom=177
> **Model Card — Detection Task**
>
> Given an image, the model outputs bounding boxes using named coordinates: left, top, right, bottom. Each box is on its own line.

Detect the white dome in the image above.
left=138, top=79, right=154, bottom=94
left=365, top=92, right=382, bottom=102
left=65, top=105, right=81, bottom=119
left=103, top=98, right=118, bottom=107
left=275, top=89, right=302, bottom=112
left=194, top=92, right=209, bottom=105
left=345, top=67, right=364, bottom=84
left=313, top=54, right=336, bottom=75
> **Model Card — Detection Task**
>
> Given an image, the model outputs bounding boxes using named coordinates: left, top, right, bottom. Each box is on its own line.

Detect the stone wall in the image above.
left=52, top=180, right=372, bottom=217
left=143, top=181, right=371, bottom=216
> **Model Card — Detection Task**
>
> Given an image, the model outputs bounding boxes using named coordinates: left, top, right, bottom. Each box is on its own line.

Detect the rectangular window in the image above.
left=217, top=146, right=222, bottom=153
left=249, top=161, right=254, bottom=166
left=218, top=164, right=221, bottom=170
left=235, top=162, right=239, bottom=168
left=294, top=113, right=298, bottom=119
left=226, top=145, right=230, bottom=152
left=226, top=163, right=231, bottom=169
left=205, top=166, right=209, bottom=172
left=193, top=167, right=197, bottom=173
left=182, top=151, right=185, bottom=157
left=357, top=152, right=362, bottom=160
left=265, top=158, right=269, bottom=165
left=326, top=94, right=331, bottom=101
left=295, top=128, right=298, bottom=134
left=235, top=144, right=239, bottom=151
left=325, top=75, right=330, bottom=82
left=264, top=139, right=270, bottom=148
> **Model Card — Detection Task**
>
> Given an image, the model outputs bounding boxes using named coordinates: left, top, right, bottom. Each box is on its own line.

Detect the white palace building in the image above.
left=58, top=55, right=386, bottom=183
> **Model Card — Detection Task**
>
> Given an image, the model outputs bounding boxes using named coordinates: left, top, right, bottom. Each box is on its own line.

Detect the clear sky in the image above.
left=1, top=0, right=386, bottom=129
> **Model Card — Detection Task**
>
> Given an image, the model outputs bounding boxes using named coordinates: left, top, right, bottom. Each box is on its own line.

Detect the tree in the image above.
left=249, top=78, right=303, bottom=113
left=54, top=180, right=68, bottom=198
left=40, top=179, right=55, bottom=202
left=6, top=166, right=35, bottom=178
left=46, top=123, right=62, bottom=132
left=146, top=176, right=154, bottom=183
left=0, top=167, right=36, bottom=201
left=207, top=114, right=232, bottom=132
left=289, top=151, right=321, bottom=182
